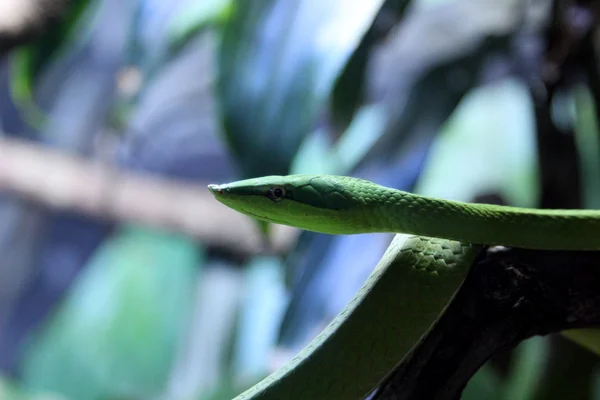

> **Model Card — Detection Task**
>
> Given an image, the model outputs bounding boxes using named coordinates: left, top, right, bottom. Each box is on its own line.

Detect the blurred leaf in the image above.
left=291, top=105, right=387, bottom=175
left=330, top=26, right=376, bottom=132
left=163, top=259, right=242, bottom=400
left=167, top=0, right=233, bottom=54
left=232, top=256, right=288, bottom=388
left=415, top=78, right=538, bottom=206
left=462, top=365, right=501, bottom=400
left=531, top=337, right=598, bottom=400
left=594, top=367, right=600, bottom=400
left=329, top=104, right=387, bottom=174
left=20, top=226, right=200, bottom=400
left=562, top=329, right=600, bottom=356
left=0, top=375, right=69, bottom=400
left=330, top=0, right=409, bottom=130
left=218, top=0, right=387, bottom=177
left=0, top=376, right=24, bottom=399
left=10, top=0, right=96, bottom=127
left=363, top=0, right=524, bottom=166
left=290, top=127, right=335, bottom=174
left=573, top=86, right=600, bottom=209
left=502, top=337, right=548, bottom=400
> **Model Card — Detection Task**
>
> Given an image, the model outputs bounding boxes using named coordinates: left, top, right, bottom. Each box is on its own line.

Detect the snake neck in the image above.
left=353, top=187, right=600, bottom=250
left=356, top=189, right=451, bottom=235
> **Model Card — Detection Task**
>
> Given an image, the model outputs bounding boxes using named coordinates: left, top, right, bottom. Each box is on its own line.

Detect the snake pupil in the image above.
left=268, top=186, right=286, bottom=202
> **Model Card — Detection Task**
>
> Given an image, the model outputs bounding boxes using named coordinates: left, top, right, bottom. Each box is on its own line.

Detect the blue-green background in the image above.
left=0, top=0, right=598, bottom=399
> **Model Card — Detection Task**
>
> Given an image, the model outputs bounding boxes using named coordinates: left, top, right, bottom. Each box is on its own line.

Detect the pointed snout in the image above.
left=207, top=184, right=227, bottom=195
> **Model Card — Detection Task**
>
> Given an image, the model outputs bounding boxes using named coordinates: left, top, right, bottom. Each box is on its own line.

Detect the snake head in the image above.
left=208, top=174, right=373, bottom=234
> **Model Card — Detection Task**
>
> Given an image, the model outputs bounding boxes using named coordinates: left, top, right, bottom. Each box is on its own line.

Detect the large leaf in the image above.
left=231, top=256, right=288, bottom=386
left=217, top=0, right=387, bottom=177
left=20, top=226, right=200, bottom=400
left=415, top=78, right=538, bottom=206
left=330, top=0, right=410, bottom=131
left=361, top=0, right=527, bottom=166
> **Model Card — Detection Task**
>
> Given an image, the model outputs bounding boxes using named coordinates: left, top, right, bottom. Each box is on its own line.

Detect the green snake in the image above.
left=208, top=174, right=600, bottom=399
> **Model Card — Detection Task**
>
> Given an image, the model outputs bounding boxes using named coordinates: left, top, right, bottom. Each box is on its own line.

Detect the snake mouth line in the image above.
left=241, top=209, right=278, bottom=224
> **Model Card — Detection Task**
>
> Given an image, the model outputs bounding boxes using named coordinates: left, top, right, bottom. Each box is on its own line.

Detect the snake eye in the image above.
left=267, top=186, right=286, bottom=202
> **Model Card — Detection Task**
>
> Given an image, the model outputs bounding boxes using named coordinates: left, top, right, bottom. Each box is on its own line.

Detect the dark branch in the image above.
left=373, top=247, right=600, bottom=400
left=0, top=0, right=69, bottom=55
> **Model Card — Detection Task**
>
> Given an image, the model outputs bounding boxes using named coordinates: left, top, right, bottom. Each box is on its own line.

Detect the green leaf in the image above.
left=231, top=257, right=287, bottom=388
left=167, top=0, right=233, bottom=54
left=502, top=337, right=548, bottom=400
left=363, top=1, right=520, bottom=166
left=415, top=78, right=538, bottom=207
left=0, top=375, right=70, bottom=399
left=217, top=0, right=386, bottom=177
left=291, top=105, right=387, bottom=175
left=20, top=226, right=201, bottom=400
left=462, top=365, right=501, bottom=400
left=330, top=0, right=410, bottom=130
left=0, top=376, right=24, bottom=399
left=573, top=86, right=600, bottom=209
left=562, top=329, right=600, bottom=356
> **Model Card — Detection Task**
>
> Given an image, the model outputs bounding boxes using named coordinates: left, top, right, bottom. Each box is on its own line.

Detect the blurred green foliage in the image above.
left=21, top=227, right=199, bottom=399
left=1, top=0, right=599, bottom=400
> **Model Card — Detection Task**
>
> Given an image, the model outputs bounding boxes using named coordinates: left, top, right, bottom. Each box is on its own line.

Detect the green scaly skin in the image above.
left=208, top=174, right=600, bottom=399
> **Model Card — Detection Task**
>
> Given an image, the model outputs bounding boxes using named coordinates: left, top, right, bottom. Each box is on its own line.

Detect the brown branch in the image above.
left=373, top=247, right=600, bottom=400
left=0, top=136, right=298, bottom=257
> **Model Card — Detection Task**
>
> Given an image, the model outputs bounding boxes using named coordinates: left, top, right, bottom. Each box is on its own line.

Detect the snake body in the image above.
left=208, top=174, right=600, bottom=399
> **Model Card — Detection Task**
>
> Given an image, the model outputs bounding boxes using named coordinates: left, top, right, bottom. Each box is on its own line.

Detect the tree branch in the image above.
left=0, top=136, right=298, bottom=257
left=373, top=247, right=600, bottom=400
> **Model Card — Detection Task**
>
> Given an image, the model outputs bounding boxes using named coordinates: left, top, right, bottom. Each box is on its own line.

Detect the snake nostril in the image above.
left=208, top=184, right=225, bottom=195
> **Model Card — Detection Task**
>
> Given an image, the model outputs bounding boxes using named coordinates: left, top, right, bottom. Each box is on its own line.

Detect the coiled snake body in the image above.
left=208, top=174, right=600, bottom=399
